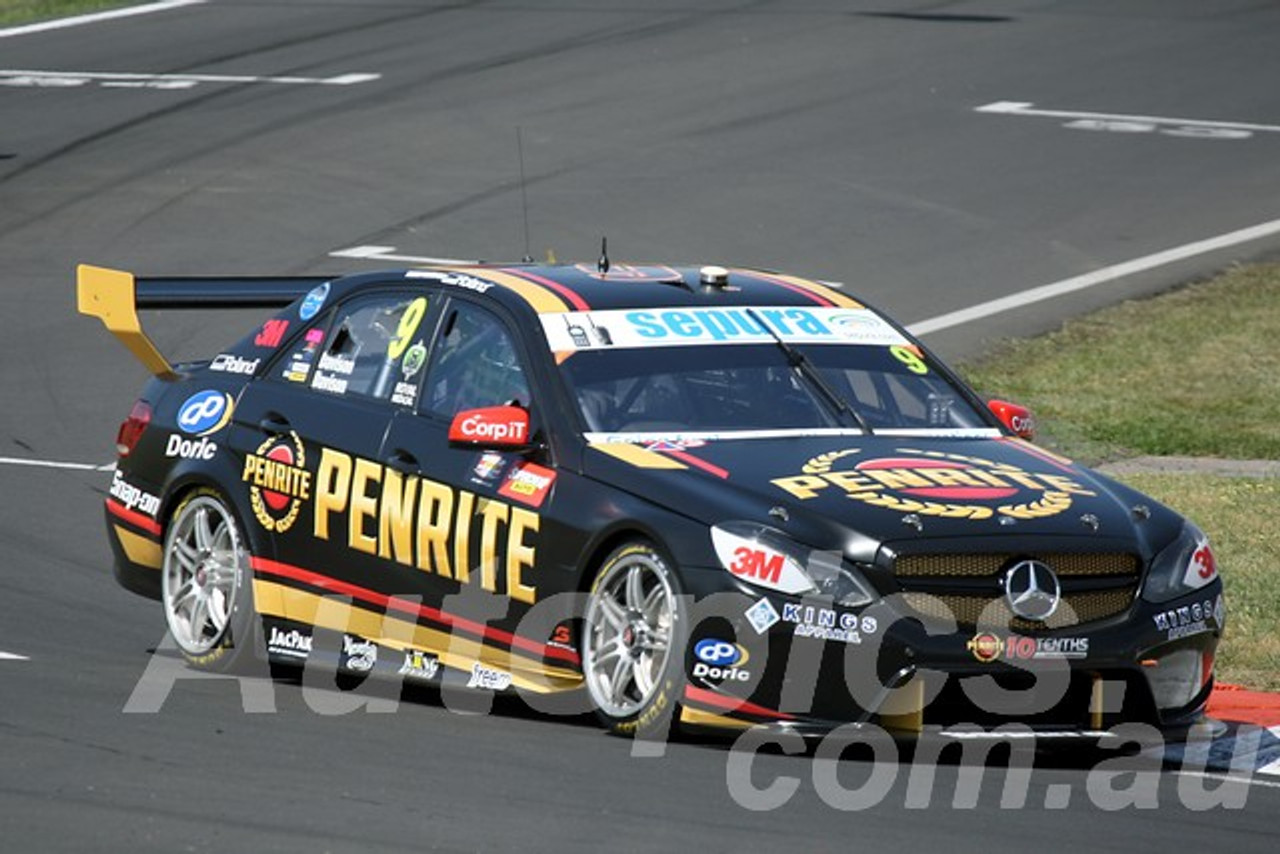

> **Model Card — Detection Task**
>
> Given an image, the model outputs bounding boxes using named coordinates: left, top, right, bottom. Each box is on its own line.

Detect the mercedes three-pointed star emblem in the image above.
left=1003, top=559, right=1061, bottom=621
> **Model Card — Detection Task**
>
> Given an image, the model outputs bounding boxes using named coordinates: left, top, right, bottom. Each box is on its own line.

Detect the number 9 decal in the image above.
left=890, top=345, right=929, bottom=375
left=388, top=297, right=428, bottom=361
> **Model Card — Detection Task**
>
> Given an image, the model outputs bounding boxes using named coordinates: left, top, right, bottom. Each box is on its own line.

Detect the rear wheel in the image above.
left=582, top=541, right=686, bottom=737
left=161, top=490, right=256, bottom=671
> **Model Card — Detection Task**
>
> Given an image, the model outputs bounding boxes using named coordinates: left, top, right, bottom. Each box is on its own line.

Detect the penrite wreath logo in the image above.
left=770, top=447, right=1096, bottom=521
left=242, top=430, right=311, bottom=533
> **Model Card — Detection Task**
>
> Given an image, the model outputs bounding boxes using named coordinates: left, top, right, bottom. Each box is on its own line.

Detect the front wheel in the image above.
left=581, top=541, right=686, bottom=738
left=161, top=490, right=257, bottom=671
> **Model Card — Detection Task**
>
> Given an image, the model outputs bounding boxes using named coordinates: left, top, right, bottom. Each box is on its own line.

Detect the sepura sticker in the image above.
left=771, top=447, right=1096, bottom=522
left=540, top=306, right=908, bottom=352
left=243, top=430, right=311, bottom=533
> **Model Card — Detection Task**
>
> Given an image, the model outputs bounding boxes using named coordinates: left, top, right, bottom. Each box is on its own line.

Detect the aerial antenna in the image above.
left=516, top=127, right=533, bottom=263
left=597, top=236, right=610, bottom=274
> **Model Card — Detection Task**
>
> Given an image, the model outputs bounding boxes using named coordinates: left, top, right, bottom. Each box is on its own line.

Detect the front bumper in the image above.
left=677, top=570, right=1224, bottom=735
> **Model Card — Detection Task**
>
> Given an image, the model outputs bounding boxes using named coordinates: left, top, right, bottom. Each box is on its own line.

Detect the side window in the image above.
left=422, top=302, right=529, bottom=417
left=307, top=293, right=431, bottom=404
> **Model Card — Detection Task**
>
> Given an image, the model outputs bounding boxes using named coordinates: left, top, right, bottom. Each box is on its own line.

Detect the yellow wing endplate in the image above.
left=77, top=264, right=176, bottom=379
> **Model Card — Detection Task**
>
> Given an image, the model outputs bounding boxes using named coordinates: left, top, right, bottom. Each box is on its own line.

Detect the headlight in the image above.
left=710, top=522, right=876, bottom=607
left=1142, top=522, right=1220, bottom=604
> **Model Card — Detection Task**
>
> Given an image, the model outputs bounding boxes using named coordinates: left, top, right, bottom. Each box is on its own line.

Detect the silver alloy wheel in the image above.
left=582, top=547, right=678, bottom=719
left=162, top=494, right=247, bottom=656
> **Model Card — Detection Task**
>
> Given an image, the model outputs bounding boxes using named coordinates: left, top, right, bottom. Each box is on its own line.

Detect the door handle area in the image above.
left=385, top=448, right=419, bottom=473
left=258, top=414, right=292, bottom=435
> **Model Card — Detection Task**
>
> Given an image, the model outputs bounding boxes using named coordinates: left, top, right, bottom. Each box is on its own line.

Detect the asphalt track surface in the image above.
left=2, top=1, right=1279, bottom=851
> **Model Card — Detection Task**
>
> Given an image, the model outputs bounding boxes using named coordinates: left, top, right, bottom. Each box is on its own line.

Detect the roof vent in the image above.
left=699, top=265, right=729, bottom=287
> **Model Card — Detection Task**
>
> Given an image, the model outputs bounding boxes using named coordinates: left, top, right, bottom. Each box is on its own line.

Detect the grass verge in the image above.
left=1114, top=474, right=1279, bottom=691
left=962, top=263, right=1280, bottom=691
left=0, top=0, right=136, bottom=26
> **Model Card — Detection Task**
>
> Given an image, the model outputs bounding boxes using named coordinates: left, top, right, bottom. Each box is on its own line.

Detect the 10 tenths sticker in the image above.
left=243, top=430, right=312, bottom=532
left=770, top=447, right=1095, bottom=520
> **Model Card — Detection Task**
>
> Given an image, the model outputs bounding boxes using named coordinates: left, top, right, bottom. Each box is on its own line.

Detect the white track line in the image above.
left=0, top=456, right=111, bottom=471
left=0, top=0, right=204, bottom=38
left=0, top=69, right=380, bottom=86
left=977, top=101, right=1280, bottom=135
left=1174, top=770, right=1280, bottom=791
left=0, top=651, right=30, bottom=661
left=907, top=217, right=1280, bottom=336
left=331, top=245, right=481, bottom=265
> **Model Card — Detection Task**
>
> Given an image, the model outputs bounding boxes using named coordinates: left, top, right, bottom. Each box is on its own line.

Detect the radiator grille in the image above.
left=894, top=552, right=1139, bottom=578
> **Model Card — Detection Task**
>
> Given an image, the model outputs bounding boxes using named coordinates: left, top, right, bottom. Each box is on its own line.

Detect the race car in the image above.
left=79, top=259, right=1224, bottom=738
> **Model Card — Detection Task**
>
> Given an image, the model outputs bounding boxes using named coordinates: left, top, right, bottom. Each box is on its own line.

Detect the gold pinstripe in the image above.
left=679, top=706, right=754, bottom=729
left=466, top=268, right=571, bottom=314
left=753, top=271, right=865, bottom=308
left=251, top=579, right=583, bottom=693
left=589, top=443, right=688, bottom=470
left=114, top=525, right=162, bottom=569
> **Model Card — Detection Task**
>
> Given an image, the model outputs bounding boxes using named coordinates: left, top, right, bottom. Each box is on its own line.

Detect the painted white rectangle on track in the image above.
left=0, top=69, right=380, bottom=91
left=0, top=455, right=112, bottom=471
left=977, top=101, right=1280, bottom=139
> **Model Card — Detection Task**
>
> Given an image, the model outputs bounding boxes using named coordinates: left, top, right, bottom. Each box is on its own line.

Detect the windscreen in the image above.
left=543, top=305, right=991, bottom=437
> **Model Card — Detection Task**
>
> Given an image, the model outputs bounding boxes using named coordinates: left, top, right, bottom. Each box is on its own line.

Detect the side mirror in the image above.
left=987, top=399, right=1036, bottom=441
left=448, top=405, right=532, bottom=449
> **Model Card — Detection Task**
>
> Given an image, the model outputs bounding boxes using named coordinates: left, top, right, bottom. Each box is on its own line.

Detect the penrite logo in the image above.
left=772, top=447, right=1097, bottom=522
left=243, top=430, right=310, bottom=532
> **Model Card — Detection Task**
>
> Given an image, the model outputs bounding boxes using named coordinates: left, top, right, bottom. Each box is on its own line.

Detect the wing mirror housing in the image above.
left=448, top=405, right=535, bottom=450
left=987, top=399, right=1036, bottom=441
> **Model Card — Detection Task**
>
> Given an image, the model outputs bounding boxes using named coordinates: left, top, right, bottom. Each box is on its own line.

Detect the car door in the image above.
left=228, top=287, right=439, bottom=630
left=379, top=297, right=556, bottom=622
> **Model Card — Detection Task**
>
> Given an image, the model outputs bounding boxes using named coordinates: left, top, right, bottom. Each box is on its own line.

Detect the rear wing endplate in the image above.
left=76, top=264, right=331, bottom=378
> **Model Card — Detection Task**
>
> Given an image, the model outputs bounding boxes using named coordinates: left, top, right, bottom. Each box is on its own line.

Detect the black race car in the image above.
left=79, top=260, right=1224, bottom=738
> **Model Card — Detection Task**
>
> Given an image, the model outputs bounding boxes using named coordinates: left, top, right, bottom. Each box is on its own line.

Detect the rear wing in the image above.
left=76, top=264, right=331, bottom=379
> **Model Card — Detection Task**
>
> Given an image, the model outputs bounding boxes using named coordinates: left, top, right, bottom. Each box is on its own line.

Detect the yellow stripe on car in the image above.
left=589, top=443, right=688, bottom=470
left=252, top=579, right=583, bottom=693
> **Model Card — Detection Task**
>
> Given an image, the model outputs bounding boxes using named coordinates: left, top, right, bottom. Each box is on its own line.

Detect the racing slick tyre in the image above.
left=161, top=489, right=260, bottom=672
left=582, top=541, right=687, bottom=740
